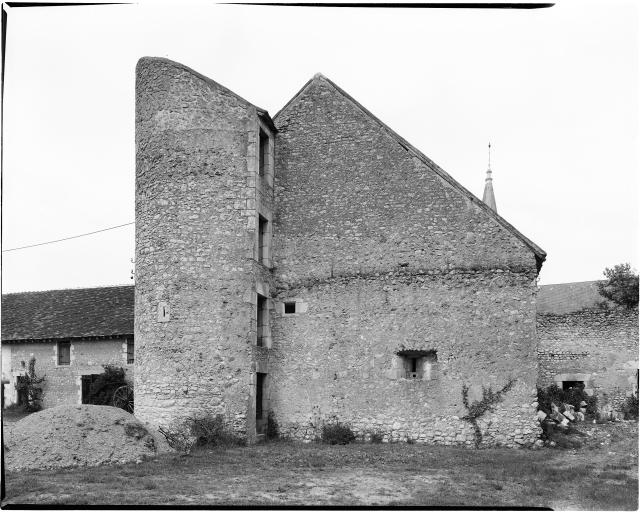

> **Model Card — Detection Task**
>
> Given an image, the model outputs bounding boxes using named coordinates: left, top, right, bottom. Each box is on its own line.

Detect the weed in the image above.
left=124, top=422, right=149, bottom=440
left=159, top=414, right=245, bottom=453
left=461, top=378, right=515, bottom=447
left=266, top=411, right=280, bottom=441
left=370, top=432, right=383, bottom=444
left=622, top=394, right=638, bottom=420
left=321, top=422, right=356, bottom=445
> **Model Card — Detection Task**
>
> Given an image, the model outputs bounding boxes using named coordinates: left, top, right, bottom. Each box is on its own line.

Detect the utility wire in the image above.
left=2, top=222, right=135, bottom=253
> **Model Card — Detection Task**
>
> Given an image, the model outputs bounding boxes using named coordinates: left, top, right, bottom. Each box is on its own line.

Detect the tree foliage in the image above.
left=15, top=356, right=46, bottom=412
left=597, top=263, right=639, bottom=309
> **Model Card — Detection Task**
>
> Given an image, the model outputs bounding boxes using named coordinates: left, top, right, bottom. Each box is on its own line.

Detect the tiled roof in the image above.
left=537, top=281, right=611, bottom=315
left=2, top=285, right=134, bottom=341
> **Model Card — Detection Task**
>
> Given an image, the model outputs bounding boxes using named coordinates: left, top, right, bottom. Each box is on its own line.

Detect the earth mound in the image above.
left=4, top=404, right=159, bottom=472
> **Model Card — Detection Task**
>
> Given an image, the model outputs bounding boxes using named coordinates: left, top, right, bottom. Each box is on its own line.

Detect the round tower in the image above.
left=134, top=57, right=274, bottom=440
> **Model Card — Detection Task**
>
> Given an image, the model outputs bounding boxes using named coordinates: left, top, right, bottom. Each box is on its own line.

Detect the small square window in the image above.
left=284, top=302, right=296, bottom=314
left=127, top=338, right=134, bottom=364
left=397, top=350, right=437, bottom=380
left=58, top=341, right=71, bottom=365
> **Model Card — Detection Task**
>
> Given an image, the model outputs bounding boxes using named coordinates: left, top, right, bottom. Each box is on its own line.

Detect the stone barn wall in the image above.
left=3, top=338, right=132, bottom=408
left=135, top=57, right=276, bottom=441
left=270, top=74, right=543, bottom=447
left=537, top=307, right=639, bottom=411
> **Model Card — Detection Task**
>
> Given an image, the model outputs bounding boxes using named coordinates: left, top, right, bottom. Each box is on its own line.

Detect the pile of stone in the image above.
left=3, top=404, right=166, bottom=472
left=537, top=400, right=589, bottom=428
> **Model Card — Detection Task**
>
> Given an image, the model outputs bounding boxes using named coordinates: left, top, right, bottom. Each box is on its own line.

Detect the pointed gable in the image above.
left=274, top=74, right=545, bottom=281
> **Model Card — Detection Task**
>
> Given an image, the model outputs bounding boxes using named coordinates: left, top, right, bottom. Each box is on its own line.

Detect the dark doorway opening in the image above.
left=256, top=372, right=267, bottom=436
left=81, top=374, right=101, bottom=404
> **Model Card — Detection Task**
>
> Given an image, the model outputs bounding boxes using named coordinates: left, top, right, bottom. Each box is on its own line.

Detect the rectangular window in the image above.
left=257, top=294, right=268, bottom=347
left=258, top=129, right=269, bottom=177
left=258, top=215, right=269, bottom=265
left=58, top=340, right=71, bottom=365
left=127, top=338, right=134, bottom=364
left=562, top=381, right=585, bottom=391
left=397, top=350, right=437, bottom=380
left=284, top=301, right=296, bottom=314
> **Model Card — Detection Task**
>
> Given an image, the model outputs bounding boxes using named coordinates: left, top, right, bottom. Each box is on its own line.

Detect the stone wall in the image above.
left=270, top=74, right=543, bottom=447
left=135, top=57, right=275, bottom=441
left=537, top=307, right=639, bottom=411
left=4, top=338, right=132, bottom=408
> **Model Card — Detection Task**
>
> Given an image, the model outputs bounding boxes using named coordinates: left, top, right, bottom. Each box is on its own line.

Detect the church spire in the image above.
left=482, top=142, right=497, bottom=213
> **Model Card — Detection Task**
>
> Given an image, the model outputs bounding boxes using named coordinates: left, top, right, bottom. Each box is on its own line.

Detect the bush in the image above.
left=622, top=394, right=639, bottom=420
left=15, top=357, right=46, bottom=412
left=189, top=414, right=245, bottom=447
left=537, top=384, right=598, bottom=417
left=321, top=422, right=355, bottom=445
left=370, top=432, right=383, bottom=444
left=158, top=414, right=245, bottom=453
left=266, top=411, right=280, bottom=440
left=85, top=365, right=129, bottom=408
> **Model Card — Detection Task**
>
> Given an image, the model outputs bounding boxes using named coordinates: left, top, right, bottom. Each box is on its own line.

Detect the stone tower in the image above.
left=134, top=57, right=276, bottom=441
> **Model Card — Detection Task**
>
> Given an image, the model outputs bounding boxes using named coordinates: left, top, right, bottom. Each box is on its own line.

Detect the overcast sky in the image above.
left=2, top=0, right=638, bottom=293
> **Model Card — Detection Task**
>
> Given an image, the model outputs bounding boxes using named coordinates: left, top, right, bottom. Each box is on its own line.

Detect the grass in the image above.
left=2, top=423, right=638, bottom=508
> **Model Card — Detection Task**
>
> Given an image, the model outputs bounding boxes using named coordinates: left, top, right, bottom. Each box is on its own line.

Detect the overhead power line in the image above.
left=2, top=222, right=135, bottom=253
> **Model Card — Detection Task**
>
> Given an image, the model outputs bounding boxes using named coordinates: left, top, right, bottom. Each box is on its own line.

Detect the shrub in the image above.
left=622, top=394, right=639, bottom=420
left=189, top=414, right=245, bottom=447
left=85, top=365, right=129, bottom=409
left=266, top=411, right=280, bottom=440
left=15, top=357, right=46, bottom=412
left=321, top=422, right=355, bottom=445
left=461, top=378, right=515, bottom=447
left=537, top=384, right=598, bottom=417
left=158, top=423, right=196, bottom=453
left=158, top=414, right=245, bottom=453
left=370, top=432, right=384, bottom=444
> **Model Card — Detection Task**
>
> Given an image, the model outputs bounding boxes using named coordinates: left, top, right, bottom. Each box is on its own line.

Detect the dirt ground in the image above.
left=2, top=420, right=638, bottom=509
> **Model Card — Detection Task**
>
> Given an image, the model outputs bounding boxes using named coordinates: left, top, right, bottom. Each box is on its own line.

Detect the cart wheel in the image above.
left=112, top=385, right=134, bottom=413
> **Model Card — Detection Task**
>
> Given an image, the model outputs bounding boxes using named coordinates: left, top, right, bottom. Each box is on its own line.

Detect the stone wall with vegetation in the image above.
left=537, top=307, right=639, bottom=411
left=4, top=338, right=131, bottom=408
left=270, top=74, right=543, bottom=447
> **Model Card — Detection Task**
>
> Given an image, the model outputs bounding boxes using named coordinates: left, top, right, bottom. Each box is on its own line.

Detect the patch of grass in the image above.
left=584, top=478, right=638, bottom=510
left=599, top=471, right=629, bottom=480
left=2, top=423, right=637, bottom=508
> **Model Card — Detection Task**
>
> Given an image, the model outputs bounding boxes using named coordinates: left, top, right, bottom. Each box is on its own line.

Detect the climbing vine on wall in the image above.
left=461, top=378, right=516, bottom=447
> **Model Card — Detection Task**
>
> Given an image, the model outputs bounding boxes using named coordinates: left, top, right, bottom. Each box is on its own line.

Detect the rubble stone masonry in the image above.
left=135, top=57, right=275, bottom=441
left=4, top=338, right=132, bottom=408
left=134, top=61, right=545, bottom=447
left=537, top=307, right=639, bottom=411
left=271, top=76, right=542, bottom=447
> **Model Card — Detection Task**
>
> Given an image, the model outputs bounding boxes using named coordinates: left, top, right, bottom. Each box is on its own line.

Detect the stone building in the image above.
left=134, top=57, right=546, bottom=447
left=1, top=286, right=134, bottom=408
left=537, top=281, right=639, bottom=412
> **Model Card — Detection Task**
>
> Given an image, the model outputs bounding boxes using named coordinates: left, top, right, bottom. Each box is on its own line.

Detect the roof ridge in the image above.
left=539, top=280, right=603, bottom=288
left=274, top=73, right=546, bottom=267
left=2, top=283, right=135, bottom=296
